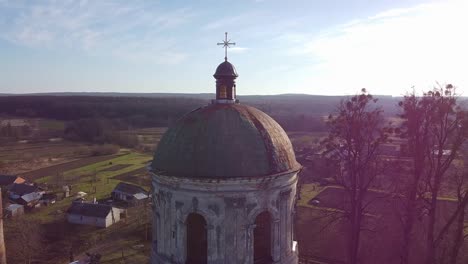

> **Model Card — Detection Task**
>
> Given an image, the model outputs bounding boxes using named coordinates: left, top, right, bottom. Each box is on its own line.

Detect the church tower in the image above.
left=150, top=33, right=300, bottom=264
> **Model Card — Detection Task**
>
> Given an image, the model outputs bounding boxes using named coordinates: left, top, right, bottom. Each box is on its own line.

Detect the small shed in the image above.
left=19, top=192, right=43, bottom=208
left=111, top=182, right=148, bottom=206
left=66, top=202, right=121, bottom=228
left=5, top=204, right=24, bottom=218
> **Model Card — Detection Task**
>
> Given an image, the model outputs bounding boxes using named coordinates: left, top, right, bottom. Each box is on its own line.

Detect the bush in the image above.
left=90, top=144, right=120, bottom=156
left=73, top=146, right=93, bottom=156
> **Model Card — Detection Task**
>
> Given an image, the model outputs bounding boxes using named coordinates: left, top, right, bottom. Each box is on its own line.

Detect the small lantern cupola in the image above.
left=213, top=32, right=238, bottom=103
left=214, top=60, right=238, bottom=102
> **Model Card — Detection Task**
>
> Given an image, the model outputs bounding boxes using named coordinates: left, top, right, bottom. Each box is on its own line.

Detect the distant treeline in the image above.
left=0, top=94, right=402, bottom=140
left=0, top=96, right=204, bottom=127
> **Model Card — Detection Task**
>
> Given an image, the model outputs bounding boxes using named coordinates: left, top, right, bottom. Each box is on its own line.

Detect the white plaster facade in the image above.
left=67, top=207, right=121, bottom=228
left=150, top=170, right=299, bottom=264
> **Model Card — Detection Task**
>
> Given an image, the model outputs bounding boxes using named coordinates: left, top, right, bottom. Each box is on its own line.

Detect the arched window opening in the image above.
left=254, top=211, right=272, bottom=264
left=186, top=213, right=207, bottom=264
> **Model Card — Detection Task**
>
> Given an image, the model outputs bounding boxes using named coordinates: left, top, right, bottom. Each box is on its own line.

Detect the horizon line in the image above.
left=0, top=91, right=403, bottom=97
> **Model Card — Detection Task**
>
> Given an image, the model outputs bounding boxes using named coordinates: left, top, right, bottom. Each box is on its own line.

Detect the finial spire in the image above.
left=217, top=32, right=236, bottom=61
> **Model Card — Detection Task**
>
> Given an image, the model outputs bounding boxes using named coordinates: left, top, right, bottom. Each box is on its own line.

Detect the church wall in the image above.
left=151, top=171, right=299, bottom=264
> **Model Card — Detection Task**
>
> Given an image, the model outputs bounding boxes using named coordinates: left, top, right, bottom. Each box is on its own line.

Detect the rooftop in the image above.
left=9, top=183, right=39, bottom=196
left=67, top=203, right=113, bottom=218
left=113, top=182, right=147, bottom=195
left=0, top=175, right=24, bottom=186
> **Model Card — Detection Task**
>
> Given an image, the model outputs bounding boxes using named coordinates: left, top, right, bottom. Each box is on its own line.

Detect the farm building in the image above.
left=5, top=204, right=24, bottom=218
left=0, top=175, right=25, bottom=188
left=18, top=191, right=43, bottom=208
left=8, top=183, right=40, bottom=199
left=66, top=202, right=121, bottom=228
left=111, top=182, right=148, bottom=206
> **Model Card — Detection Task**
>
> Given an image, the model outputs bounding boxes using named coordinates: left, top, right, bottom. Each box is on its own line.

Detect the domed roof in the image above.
left=213, top=61, right=238, bottom=78
left=151, top=103, right=300, bottom=179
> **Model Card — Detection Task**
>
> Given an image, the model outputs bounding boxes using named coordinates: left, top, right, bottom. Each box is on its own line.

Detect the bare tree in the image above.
left=398, top=84, right=467, bottom=264
left=4, top=217, right=45, bottom=264
left=397, top=89, right=433, bottom=264
left=432, top=164, right=468, bottom=264
left=322, top=89, right=390, bottom=264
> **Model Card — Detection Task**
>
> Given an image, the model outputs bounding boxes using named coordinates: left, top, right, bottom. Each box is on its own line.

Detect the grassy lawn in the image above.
left=32, top=151, right=152, bottom=223
left=58, top=206, right=152, bottom=264
left=97, top=238, right=150, bottom=264
left=288, top=131, right=327, bottom=149
left=297, top=183, right=323, bottom=208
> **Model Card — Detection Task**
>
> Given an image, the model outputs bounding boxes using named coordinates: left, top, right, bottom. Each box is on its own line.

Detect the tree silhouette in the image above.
left=398, top=84, right=468, bottom=264
left=322, top=89, right=390, bottom=264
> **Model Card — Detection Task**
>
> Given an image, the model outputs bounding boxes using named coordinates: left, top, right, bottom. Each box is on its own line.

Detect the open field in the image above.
left=35, top=152, right=151, bottom=201
left=120, top=127, right=166, bottom=150
left=296, top=184, right=468, bottom=264
left=0, top=139, right=125, bottom=176
left=0, top=141, right=81, bottom=162
left=288, top=131, right=327, bottom=149
left=20, top=153, right=122, bottom=181
left=113, top=167, right=149, bottom=186
left=4, top=150, right=153, bottom=263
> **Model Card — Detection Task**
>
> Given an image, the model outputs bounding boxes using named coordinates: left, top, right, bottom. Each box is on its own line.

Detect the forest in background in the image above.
left=0, top=93, right=402, bottom=142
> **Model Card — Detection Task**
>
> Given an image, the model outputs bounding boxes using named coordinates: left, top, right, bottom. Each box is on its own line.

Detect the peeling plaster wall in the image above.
left=150, top=172, right=299, bottom=264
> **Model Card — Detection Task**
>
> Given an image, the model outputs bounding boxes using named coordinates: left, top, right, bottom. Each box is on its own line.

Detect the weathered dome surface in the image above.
left=151, top=103, right=300, bottom=178
left=213, top=61, right=238, bottom=78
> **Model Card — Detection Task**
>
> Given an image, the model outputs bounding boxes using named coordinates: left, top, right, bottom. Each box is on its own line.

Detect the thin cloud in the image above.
left=0, top=0, right=193, bottom=64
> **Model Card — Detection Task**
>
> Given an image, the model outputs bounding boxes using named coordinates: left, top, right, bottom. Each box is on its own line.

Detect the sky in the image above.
left=0, top=0, right=467, bottom=96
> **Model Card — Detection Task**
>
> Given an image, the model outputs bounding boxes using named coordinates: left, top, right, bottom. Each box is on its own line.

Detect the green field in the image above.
left=297, top=183, right=323, bottom=208
left=32, top=152, right=151, bottom=222
left=288, top=131, right=327, bottom=149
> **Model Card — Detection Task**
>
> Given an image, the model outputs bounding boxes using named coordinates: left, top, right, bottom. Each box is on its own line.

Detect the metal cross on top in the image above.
left=217, top=32, right=236, bottom=61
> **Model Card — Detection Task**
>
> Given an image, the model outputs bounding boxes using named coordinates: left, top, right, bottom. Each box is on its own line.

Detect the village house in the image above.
left=66, top=202, right=121, bottom=228
left=111, top=182, right=148, bottom=206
